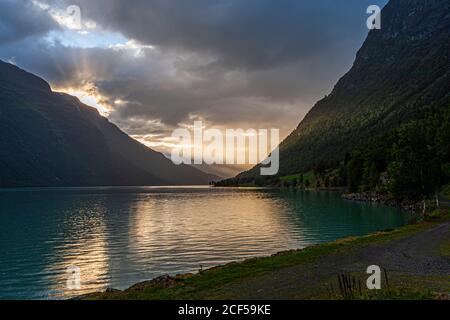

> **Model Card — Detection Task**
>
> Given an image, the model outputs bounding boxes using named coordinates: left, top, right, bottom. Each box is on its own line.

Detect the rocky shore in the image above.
left=342, top=192, right=420, bottom=213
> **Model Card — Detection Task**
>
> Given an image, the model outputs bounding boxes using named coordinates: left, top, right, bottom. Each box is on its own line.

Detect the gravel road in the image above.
left=201, top=221, right=450, bottom=299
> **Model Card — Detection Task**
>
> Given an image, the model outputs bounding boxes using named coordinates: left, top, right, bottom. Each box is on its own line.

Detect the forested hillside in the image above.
left=217, top=0, right=450, bottom=203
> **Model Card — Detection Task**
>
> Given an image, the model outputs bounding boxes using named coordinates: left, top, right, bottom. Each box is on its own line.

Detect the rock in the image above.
left=435, top=293, right=450, bottom=300
left=127, top=274, right=178, bottom=291
left=342, top=192, right=420, bottom=213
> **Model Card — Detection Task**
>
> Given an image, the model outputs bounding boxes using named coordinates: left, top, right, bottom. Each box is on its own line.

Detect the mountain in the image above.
left=0, top=60, right=218, bottom=187
left=236, top=0, right=449, bottom=180
left=192, top=163, right=250, bottom=179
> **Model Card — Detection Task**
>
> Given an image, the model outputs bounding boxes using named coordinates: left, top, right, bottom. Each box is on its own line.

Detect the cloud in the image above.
left=42, top=0, right=387, bottom=70
left=0, top=0, right=388, bottom=170
left=0, top=0, right=58, bottom=45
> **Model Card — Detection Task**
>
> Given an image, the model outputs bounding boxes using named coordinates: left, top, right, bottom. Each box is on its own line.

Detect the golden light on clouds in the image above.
left=52, top=83, right=112, bottom=116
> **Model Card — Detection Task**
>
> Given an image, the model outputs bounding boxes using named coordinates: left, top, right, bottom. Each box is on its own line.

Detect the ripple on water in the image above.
left=0, top=187, right=410, bottom=299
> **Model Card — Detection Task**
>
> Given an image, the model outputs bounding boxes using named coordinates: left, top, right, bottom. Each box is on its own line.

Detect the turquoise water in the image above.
left=0, top=187, right=410, bottom=299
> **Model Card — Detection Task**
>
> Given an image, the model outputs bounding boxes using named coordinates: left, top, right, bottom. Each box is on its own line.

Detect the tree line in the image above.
left=215, top=105, right=450, bottom=204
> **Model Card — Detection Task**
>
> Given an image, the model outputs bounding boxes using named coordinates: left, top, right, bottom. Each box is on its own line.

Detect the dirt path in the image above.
left=199, top=221, right=450, bottom=299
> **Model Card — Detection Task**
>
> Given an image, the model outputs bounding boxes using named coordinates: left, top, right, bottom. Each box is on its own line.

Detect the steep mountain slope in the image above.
left=238, top=0, right=449, bottom=179
left=0, top=60, right=217, bottom=187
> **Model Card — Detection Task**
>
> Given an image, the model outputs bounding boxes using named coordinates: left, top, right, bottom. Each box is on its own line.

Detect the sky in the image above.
left=0, top=0, right=387, bottom=174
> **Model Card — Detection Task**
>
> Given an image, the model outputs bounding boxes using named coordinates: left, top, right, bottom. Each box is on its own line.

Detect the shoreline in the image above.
left=79, top=208, right=449, bottom=300
left=342, top=192, right=421, bottom=213
left=215, top=184, right=422, bottom=213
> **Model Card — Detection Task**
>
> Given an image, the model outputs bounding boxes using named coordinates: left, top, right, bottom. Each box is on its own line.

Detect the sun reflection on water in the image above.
left=0, top=187, right=409, bottom=299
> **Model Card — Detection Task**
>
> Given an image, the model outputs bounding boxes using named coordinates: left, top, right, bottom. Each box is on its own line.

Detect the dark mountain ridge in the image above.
left=236, top=0, right=449, bottom=179
left=0, top=60, right=217, bottom=187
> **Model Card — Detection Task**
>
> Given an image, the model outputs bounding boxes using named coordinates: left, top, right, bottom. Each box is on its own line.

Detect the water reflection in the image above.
left=43, top=200, right=110, bottom=298
left=0, top=187, right=410, bottom=299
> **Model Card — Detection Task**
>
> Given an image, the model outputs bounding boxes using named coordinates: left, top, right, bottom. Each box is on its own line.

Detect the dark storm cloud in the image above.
left=0, top=0, right=388, bottom=143
left=44, top=0, right=386, bottom=70
left=0, top=36, right=303, bottom=133
left=0, top=0, right=58, bottom=45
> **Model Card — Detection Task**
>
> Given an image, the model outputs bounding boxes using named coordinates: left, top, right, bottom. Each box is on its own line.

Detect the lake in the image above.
left=0, top=187, right=411, bottom=299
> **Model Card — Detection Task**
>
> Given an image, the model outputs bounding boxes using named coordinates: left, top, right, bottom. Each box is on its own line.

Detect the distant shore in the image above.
left=215, top=184, right=422, bottom=213
left=342, top=192, right=421, bottom=213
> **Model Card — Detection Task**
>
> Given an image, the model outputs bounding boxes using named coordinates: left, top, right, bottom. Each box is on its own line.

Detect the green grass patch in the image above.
left=356, top=289, right=435, bottom=300
left=440, top=184, right=450, bottom=199
left=426, top=208, right=450, bottom=221
left=280, top=171, right=315, bottom=183
left=440, top=240, right=450, bottom=257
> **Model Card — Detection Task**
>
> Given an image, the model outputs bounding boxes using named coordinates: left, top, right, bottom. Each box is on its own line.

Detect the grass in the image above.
left=280, top=171, right=315, bottom=184
left=84, top=216, right=446, bottom=300
left=441, top=184, right=450, bottom=199
left=426, top=207, right=450, bottom=221
left=354, top=288, right=436, bottom=300
left=322, top=272, right=439, bottom=300
left=440, top=240, right=450, bottom=257
left=87, top=242, right=339, bottom=300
